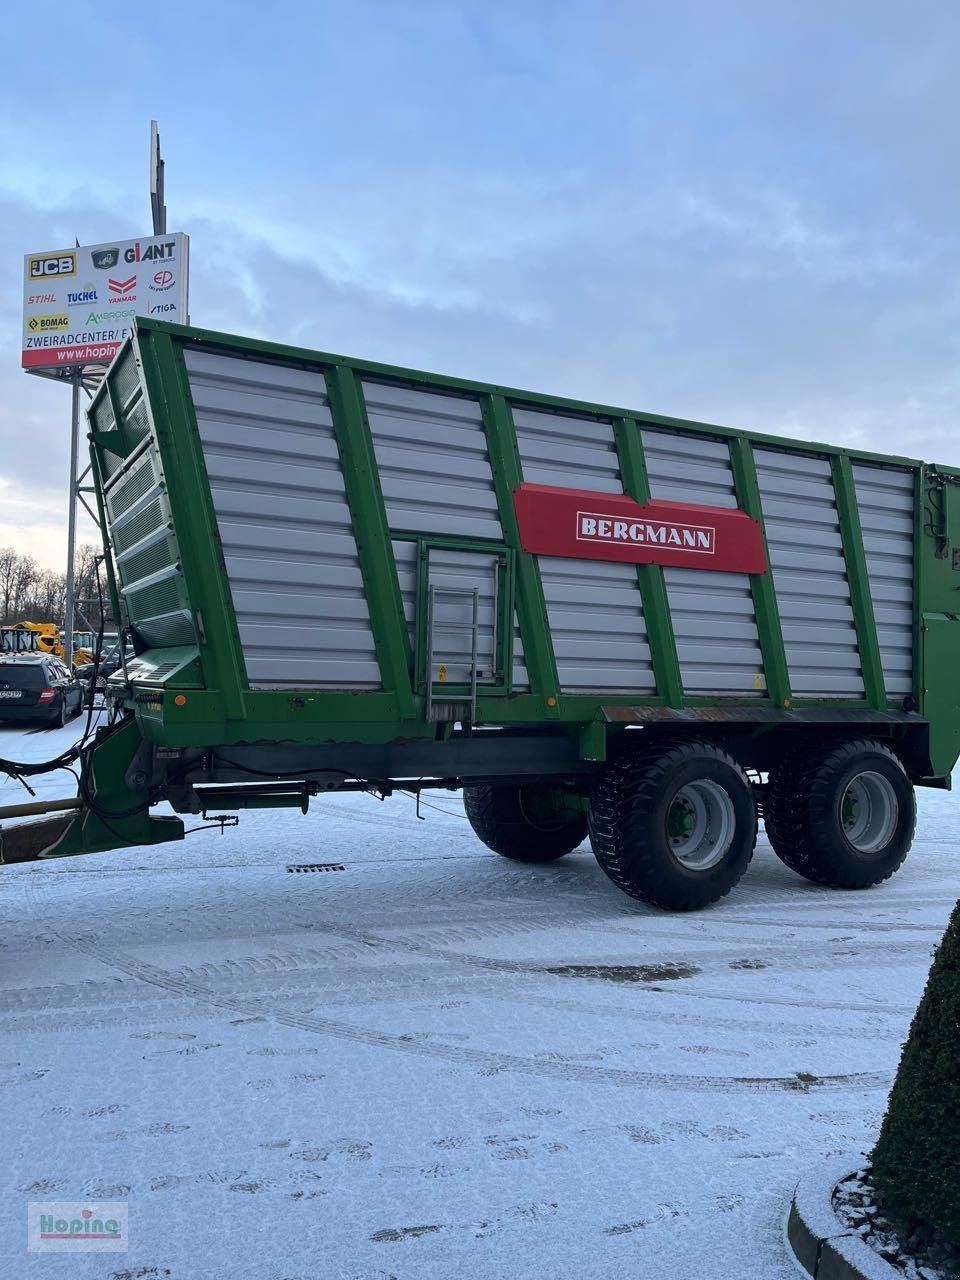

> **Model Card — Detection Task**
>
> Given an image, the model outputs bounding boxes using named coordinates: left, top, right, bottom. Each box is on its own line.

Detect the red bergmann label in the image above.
left=513, top=483, right=767, bottom=574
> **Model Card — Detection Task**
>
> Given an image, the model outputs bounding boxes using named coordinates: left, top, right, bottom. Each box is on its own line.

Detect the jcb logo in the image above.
left=28, top=252, right=77, bottom=280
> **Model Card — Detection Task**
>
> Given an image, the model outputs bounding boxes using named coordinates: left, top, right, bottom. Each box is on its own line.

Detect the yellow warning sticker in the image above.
left=437, top=663, right=448, bottom=683
left=753, top=673, right=764, bottom=690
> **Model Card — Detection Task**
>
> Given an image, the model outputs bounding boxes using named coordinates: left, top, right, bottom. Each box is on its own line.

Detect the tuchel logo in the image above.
left=576, top=511, right=715, bottom=554
left=28, top=1200, right=128, bottom=1253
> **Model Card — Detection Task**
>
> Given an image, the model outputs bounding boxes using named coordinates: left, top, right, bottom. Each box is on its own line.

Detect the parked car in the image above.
left=74, top=642, right=132, bottom=691
left=0, top=655, right=84, bottom=727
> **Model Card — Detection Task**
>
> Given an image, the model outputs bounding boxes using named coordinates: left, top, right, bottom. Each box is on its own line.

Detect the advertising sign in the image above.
left=22, top=233, right=189, bottom=373
left=513, top=482, right=768, bottom=573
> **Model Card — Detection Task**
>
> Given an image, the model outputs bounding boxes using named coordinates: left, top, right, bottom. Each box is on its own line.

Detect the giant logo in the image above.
left=123, top=240, right=176, bottom=263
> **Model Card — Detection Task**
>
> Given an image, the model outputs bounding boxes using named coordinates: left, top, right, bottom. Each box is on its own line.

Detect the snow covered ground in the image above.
left=1, top=716, right=955, bottom=1280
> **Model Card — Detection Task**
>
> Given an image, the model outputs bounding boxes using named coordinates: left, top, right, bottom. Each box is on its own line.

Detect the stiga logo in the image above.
left=148, top=300, right=177, bottom=315
left=28, top=252, right=77, bottom=279
left=124, top=240, right=175, bottom=263
left=576, top=511, right=716, bottom=554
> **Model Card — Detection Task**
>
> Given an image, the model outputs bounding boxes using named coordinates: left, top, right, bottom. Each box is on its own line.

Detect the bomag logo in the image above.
left=28, top=252, right=77, bottom=280
left=26, top=314, right=70, bottom=332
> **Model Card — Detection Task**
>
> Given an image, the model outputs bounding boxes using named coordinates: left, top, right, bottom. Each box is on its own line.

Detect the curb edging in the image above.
left=787, top=1156, right=901, bottom=1280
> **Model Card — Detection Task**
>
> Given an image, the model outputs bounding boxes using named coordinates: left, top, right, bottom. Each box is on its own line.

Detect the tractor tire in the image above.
left=764, top=738, right=915, bottom=889
left=588, top=740, right=756, bottom=911
left=463, top=784, right=588, bottom=863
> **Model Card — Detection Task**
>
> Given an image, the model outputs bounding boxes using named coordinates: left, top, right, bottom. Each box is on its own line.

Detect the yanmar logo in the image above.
left=576, top=511, right=715, bottom=554
left=107, top=276, right=137, bottom=302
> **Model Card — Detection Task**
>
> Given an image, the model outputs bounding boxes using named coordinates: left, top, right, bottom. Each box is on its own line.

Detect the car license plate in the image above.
left=0, top=690, right=23, bottom=698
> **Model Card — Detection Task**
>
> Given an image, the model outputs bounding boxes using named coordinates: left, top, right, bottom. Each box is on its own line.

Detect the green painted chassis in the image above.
left=41, top=318, right=960, bottom=858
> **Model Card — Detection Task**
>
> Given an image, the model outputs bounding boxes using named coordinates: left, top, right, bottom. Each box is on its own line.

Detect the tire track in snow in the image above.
left=53, top=931, right=892, bottom=1095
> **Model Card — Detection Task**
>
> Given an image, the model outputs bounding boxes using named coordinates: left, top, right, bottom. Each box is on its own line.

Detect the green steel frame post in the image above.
left=324, top=364, right=416, bottom=718
left=140, top=330, right=249, bottom=718
left=912, top=465, right=925, bottom=710
left=728, top=437, right=792, bottom=706
left=612, top=417, right=684, bottom=707
left=832, top=454, right=887, bottom=709
left=87, top=439, right=126, bottom=653
left=480, top=394, right=560, bottom=713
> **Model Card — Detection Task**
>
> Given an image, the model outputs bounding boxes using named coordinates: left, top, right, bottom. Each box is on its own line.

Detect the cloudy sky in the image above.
left=1, top=0, right=958, bottom=569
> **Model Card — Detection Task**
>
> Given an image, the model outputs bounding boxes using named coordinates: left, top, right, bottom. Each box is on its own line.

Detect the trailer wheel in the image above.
left=463, top=784, right=588, bottom=862
left=588, top=741, right=756, bottom=911
left=764, top=739, right=915, bottom=888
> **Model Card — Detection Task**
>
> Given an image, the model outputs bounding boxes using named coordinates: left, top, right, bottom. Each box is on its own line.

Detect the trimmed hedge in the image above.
left=871, top=897, right=960, bottom=1248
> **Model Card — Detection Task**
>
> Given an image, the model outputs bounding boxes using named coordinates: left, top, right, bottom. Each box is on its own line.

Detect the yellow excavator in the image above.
left=0, top=622, right=94, bottom=667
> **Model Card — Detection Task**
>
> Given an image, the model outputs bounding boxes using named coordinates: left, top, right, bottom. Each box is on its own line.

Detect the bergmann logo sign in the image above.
left=575, top=511, right=716, bottom=555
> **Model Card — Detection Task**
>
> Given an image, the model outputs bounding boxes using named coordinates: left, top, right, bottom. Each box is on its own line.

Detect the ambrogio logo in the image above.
left=86, top=309, right=134, bottom=324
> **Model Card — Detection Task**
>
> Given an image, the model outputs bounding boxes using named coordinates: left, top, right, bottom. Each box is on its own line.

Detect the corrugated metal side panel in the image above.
left=104, top=435, right=196, bottom=650
left=393, top=540, right=529, bottom=690
left=512, top=406, right=624, bottom=493
left=184, top=348, right=380, bottom=689
left=643, top=427, right=764, bottom=694
left=363, top=382, right=502, bottom=540
left=754, top=448, right=863, bottom=698
left=532, top=557, right=656, bottom=692
left=852, top=464, right=915, bottom=698
left=514, top=408, right=655, bottom=693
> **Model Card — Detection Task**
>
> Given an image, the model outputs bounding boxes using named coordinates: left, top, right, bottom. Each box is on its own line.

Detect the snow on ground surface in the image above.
left=0, top=716, right=956, bottom=1280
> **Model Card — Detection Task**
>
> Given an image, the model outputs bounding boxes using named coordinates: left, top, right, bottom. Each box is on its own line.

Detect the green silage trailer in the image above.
left=3, top=317, right=960, bottom=910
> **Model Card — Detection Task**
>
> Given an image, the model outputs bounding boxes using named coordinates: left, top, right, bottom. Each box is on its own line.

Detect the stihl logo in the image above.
left=577, top=511, right=715, bottom=554
left=108, top=276, right=136, bottom=295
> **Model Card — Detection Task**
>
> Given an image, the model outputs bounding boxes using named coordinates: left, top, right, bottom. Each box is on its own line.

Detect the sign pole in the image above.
left=63, top=371, right=82, bottom=669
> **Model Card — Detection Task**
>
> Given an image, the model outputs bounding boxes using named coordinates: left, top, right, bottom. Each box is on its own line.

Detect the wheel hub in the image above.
left=840, top=771, right=898, bottom=854
left=666, top=781, right=736, bottom=871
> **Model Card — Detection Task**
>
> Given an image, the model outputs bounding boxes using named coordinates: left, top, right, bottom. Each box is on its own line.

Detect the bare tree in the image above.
left=0, top=544, right=109, bottom=630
